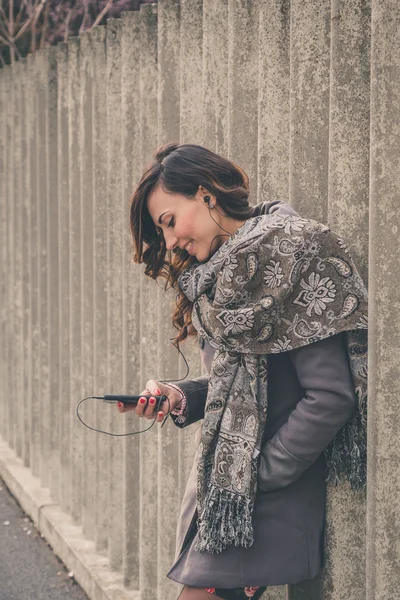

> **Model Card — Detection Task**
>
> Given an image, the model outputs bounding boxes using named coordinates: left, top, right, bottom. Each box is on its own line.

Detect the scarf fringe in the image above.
left=324, top=402, right=367, bottom=491
left=194, top=486, right=254, bottom=554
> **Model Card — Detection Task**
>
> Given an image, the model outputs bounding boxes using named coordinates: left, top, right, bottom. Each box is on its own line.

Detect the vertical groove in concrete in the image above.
left=202, top=0, right=229, bottom=155
left=91, top=25, right=109, bottom=554
left=121, top=10, right=141, bottom=590
left=20, top=59, right=32, bottom=468
left=105, top=17, right=124, bottom=571
left=288, top=0, right=331, bottom=220
left=178, top=0, right=203, bottom=499
left=56, top=42, right=71, bottom=515
left=68, top=37, right=83, bottom=524
left=138, top=6, right=159, bottom=600
left=227, top=0, right=260, bottom=203
left=46, top=46, right=60, bottom=502
left=26, top=53, right=40, bottom=477
left=13, top=60, right=24, bottom=460
left=156, top=2, right=182, bottom=598
left=368, top=2, right=400, bottom=600
left=79, top=31, right=96, bottom=542
left=36, top=50, right=51, bottom=487
left=258, top=0, right=290, bottom=204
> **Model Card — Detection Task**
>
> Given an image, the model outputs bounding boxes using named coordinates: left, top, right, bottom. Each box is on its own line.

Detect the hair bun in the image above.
left=154, top=142, right=180, bottom=163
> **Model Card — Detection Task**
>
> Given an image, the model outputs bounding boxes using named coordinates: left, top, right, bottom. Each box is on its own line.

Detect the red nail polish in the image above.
left=158, top=411, right=164, bottom=417
left=149, top=397, right=156, bottom=404
left=117, top=402, right=123, bottom=408
left=140, top=397, right=146, bottom=404
left=154, top=389, right=161, bottom=395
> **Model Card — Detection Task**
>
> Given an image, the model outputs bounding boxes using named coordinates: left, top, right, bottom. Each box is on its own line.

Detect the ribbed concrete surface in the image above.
left=0, top=2, right=399, bottom=600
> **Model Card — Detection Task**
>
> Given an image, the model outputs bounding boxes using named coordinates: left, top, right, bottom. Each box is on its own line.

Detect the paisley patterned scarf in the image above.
left=178, top=213, right=368, bottom=554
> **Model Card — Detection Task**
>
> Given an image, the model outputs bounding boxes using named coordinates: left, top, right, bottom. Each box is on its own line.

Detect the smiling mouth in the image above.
left=185, top=241, right=195, bottom=254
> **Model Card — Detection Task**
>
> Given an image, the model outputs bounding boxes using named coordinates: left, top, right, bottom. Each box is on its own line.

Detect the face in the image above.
left=147, top=184, right=237, bottom=263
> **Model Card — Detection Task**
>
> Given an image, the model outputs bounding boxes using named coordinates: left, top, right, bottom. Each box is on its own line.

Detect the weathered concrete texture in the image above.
left=289, top=0, right=331, bottom=221
left=36, top=50, right=51, bottom=490
left=68, top=37, right=84, bottom=525
left=258, top=0, right=290, bottom=204
left=27, top=52, right=41, bottom=480
left=368, top=2, right=400, bottom=600
left=90, top=25, right=109, bottom=556
left=0, top=439, right=139, bottom=600
left=202, top=0, right=229, bottom=155
left=1, top=1, right=400, bottom=599
left=157, top=3, right=185, bottom=598
left=106, top=17, right=124, bottom=572
left=228, top=0, right=260, bottom=202
left=79, top=31, right=96, bottom=544
left=56, top=41, right=71, bottom=518
left=138, top=7, right=161, bottom=600
left=177, top=0, right=203, bottom=502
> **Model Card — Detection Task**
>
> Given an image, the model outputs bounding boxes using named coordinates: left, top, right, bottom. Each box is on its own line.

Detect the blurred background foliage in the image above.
left=0, top=0, right=156, bottom=66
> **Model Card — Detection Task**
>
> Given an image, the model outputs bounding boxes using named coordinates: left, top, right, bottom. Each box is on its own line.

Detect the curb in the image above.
left=0, top=437, right=139, bottom=600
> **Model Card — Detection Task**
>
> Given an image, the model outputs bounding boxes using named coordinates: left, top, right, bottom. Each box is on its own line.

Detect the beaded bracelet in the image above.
left=168, top=382, right=187, bottom=416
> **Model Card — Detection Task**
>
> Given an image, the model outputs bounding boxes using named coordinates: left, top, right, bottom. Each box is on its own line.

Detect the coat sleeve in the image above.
left=161, top=376, right=209, bottom=428
left=257, top=332, right=357, bottom=492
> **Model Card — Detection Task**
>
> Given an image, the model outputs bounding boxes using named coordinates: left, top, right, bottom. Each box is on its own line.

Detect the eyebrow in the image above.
left=157, top=211, right=169, bottom=225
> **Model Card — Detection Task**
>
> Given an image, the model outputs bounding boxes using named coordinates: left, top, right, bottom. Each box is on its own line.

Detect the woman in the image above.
left=118, top=143, right=368, bottom=600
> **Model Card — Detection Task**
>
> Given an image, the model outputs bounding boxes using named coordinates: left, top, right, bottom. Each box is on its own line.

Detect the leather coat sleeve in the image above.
left=163, top=376, right=209, bottom=428
left=258, top=332, right=357, bottom=492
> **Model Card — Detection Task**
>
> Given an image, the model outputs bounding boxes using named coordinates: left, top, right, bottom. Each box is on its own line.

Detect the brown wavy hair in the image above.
left=129, top=142, right=254, bottom=346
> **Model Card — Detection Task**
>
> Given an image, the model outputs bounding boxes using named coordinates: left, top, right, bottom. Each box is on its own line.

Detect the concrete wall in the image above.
left=0, top=2, right=399, bottom=600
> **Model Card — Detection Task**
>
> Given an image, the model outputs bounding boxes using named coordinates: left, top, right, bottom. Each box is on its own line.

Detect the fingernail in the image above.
left=158, top=411, right=164, bottom=417
left=139, top=397, right=146, bottom=404
left=149, top=397, right=156, bottom=405
left=117, top=402, right=123, bottom=408
left=154, top=389, right=161, bottom=395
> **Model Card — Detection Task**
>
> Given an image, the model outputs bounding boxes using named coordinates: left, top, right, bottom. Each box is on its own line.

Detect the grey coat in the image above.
left=165, top=202, right=358, bottom=588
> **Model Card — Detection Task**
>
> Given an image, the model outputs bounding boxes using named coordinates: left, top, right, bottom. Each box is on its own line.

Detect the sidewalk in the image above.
left=0, top=476, right=88, bottom=600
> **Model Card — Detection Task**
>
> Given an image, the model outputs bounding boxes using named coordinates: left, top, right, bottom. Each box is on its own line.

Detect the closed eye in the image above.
left=168, top=217, right=175, bottom=228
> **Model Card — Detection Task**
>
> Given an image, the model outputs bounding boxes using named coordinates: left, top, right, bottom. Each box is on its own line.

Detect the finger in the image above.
left=143, top=395, right=158, bottom=419
left=116, top=402, right=136, bottom=413
left=135, top=395, right=149, bottom=417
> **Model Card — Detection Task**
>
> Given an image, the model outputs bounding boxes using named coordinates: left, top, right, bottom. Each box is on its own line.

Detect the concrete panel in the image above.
left=20, top=59, right=32, bottom=468
left=258, top=0, right=290, bottom=203
left=179, top=0, right=203, bottom=144
left=12, top=60, right=24, bottom=460
left=68, top=37, right=83, bottom=524
left=227, top=0, right=259, bottom=202
left=79, top=32, right=96, bottom=542
left=26, top=53, right=41, bottom=478
left=121, top=10, right=141, bottom=590
left=105, top=17, right=124, bottom=571
left=368, top=2, right=400, bottom=599
left=138, top=6, right=160, bottom=600
left=289, top=0, right=330, bottom=221
left=202, top=0, right=229, bottom=155
left=308, top=3, right=371, bottom=600
left=45, top=47, right=60, bottom=501
left=90, top=25, right=109, bottom=554
left=0, top=68, right=8, bottom=442
left=36, top=50, right=51, bottom=488
left=56, top=42, right=71, bottom=516
left=6, top=63, right=15, bottom=449
left=178, top=0, right=203, bottom=499
left=156, top=2, right=184, bottom=598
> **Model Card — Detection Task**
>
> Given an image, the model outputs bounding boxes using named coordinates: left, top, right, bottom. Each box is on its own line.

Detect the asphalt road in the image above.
left=0, top=477, right=88, bottom=600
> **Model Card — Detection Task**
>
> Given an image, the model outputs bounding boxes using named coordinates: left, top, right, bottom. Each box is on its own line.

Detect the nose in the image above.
left=165, top=232, right=178, bottom=251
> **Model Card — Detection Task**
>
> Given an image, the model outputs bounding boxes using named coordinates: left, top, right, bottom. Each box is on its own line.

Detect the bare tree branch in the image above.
left=14, top=0, right=48, bottom=42
left=87, top=0, right=114, bottom=31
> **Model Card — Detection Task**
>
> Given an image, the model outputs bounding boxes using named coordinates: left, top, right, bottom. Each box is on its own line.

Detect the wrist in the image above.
left=168, top=383, right=187, bottom=415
